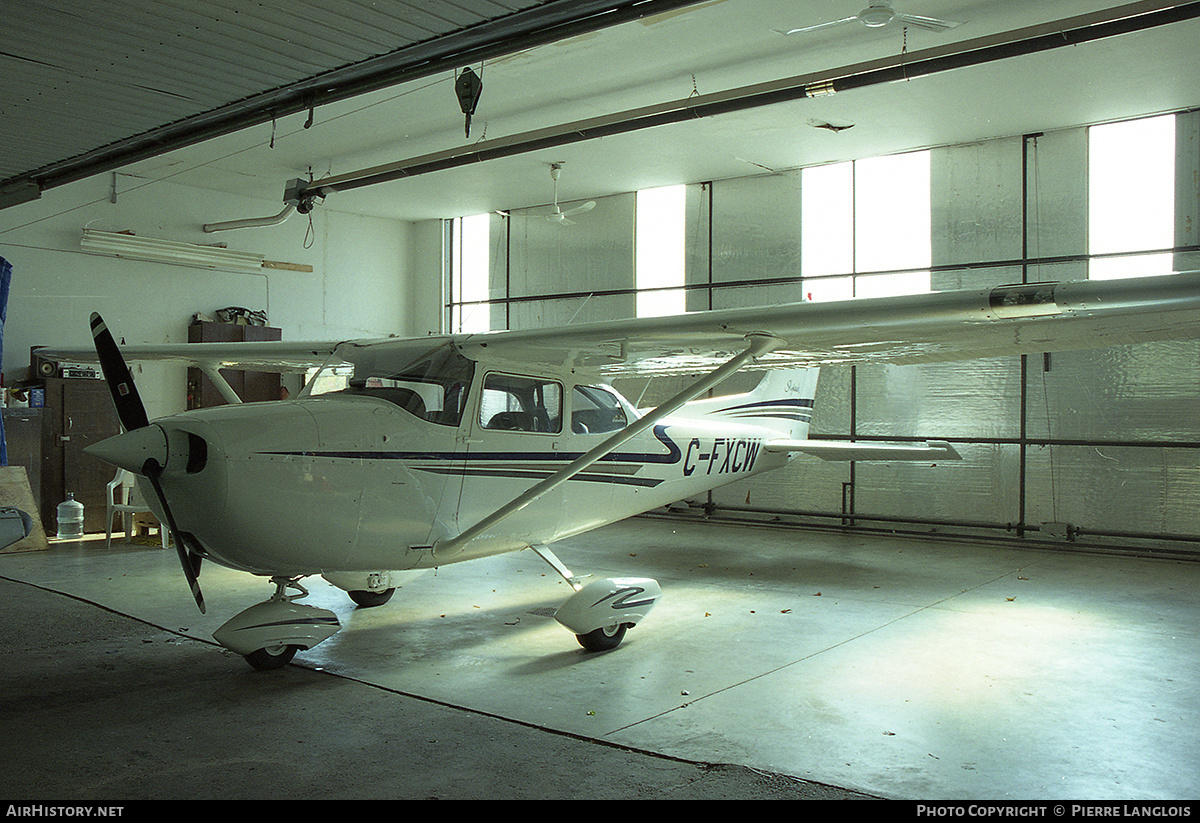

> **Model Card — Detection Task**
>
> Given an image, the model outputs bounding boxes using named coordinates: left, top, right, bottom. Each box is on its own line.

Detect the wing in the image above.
left=39, top=272, right=1200, bottom=380
left=40, top=339, right=354, bottom=374
left=444, top=272, right=1200, bottom=376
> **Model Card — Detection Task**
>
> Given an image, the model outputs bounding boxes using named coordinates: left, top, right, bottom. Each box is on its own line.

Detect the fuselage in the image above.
left=142, top=387, right=790, bottom=577
left=89, top=343, right=814, bottom=579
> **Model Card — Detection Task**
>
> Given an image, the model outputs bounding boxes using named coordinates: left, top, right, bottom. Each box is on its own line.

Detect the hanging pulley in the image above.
left=455, top=67, right=484, bottom=138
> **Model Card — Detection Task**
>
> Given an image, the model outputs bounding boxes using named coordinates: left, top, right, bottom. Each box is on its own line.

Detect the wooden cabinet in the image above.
left=39, top=377, right=120, bottom=534
left=4, top=408, right=44, bottom=505
left=186, top=321, right=282, bottom=409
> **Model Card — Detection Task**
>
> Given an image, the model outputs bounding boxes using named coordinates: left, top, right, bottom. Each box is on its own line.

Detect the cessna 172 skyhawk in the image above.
left=43, top=271, right=1200, bottom=669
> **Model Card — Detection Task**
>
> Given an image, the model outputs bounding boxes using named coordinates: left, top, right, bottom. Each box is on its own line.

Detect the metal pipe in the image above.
left=668, top=504, right=1200, bottom=556
left=203, top=204, right=296, bottom=233
left=13, top=0, right=711, bottom=200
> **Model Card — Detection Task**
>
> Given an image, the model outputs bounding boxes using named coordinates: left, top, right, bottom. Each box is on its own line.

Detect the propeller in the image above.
left=90, top=312, right=206, bottom=614
left=546, top=163, right=595, bottom=225
left=777, top=2, right=962, bottom=35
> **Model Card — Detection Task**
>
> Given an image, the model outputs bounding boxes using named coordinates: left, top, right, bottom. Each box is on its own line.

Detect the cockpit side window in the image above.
left=480, top=373, right=562, bottom=434
left=571, top=385, right=628, bottom=434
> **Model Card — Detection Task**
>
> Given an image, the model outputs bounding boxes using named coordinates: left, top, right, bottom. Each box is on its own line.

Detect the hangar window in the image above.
left=450, top=213, right=494, bottom=332
left=480, top=373, right=563, bottom=434
left=1088, top=114, right=1176, bottom=280
left=636, top=185, right=687, bottom=317
left=801, top=151, right=931, bottom=301
left=801, top=161, right=854, bottom=302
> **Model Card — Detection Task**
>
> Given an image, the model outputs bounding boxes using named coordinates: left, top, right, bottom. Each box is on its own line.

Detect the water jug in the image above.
left=56, top=493, right=84, bottom=540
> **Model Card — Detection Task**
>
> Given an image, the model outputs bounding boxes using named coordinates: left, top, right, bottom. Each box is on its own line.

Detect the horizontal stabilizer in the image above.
left=766, top=439, right=961, bottom=462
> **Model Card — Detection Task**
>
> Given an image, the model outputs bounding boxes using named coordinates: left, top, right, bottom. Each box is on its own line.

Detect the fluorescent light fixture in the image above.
left=81, top=229, right=265, bottom=273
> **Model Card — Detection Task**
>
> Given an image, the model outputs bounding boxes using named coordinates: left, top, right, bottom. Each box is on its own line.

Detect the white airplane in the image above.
left=42, top=272, right=1200, bottom=669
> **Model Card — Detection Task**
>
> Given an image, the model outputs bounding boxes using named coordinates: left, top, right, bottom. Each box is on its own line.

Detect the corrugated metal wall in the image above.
left=448, top=112, right=1200, bottom=556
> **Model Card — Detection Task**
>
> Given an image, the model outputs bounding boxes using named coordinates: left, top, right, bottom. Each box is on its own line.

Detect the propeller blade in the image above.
left=90, top=313, right=149, bottom=432
left=142, top=458, right=206, bottom=614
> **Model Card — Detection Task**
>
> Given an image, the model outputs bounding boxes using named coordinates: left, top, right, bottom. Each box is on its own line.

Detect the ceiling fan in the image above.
left=777, top=2, right=962, bottom=35
left=546, top=163, right=596, bottom=225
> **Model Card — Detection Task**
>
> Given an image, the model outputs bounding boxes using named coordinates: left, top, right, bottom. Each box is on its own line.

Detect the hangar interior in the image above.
left=1, top=0, right=1199, bottom=802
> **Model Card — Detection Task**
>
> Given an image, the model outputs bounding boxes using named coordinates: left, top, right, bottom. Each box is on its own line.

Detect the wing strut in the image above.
left=197, top=363, right=243, bottom=405
left=432, top=333, right=783, bottom=560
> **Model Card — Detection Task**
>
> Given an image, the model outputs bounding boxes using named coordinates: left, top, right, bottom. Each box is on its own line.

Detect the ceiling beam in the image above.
left=298, top=0, right=1200, bottom=204
left=0, top=0, right=711, bottom=209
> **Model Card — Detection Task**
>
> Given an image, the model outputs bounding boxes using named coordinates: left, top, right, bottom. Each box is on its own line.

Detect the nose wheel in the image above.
left=244, top=642, right=298, bottom=670
left=576, top=622, right=630, bottom=652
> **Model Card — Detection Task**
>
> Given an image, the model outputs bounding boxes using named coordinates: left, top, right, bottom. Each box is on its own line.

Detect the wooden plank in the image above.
left=262, top=260, right=313, bottom=272
left=0, top=466, right=48, bottom=553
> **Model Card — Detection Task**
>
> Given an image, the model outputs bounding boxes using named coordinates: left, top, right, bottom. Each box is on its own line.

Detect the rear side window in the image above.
left=572, top=385, right=627, bottom=434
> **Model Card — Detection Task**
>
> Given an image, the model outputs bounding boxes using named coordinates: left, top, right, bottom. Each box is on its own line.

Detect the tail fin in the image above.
left=683, top=367, right=819, bottom=440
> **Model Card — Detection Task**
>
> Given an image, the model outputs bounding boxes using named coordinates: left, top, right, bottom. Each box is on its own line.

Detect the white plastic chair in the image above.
left=105, top=469, right=169, bottom=549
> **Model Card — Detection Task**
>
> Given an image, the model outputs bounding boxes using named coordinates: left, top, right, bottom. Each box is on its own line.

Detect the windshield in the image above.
left=308, top=343, right=476, bottom=426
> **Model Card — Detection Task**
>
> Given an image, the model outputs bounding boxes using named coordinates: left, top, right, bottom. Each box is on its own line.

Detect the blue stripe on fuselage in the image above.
left=255, top=424, right=681, bottom=469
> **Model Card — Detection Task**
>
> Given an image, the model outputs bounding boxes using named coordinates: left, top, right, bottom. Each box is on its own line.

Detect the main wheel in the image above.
left=576, top=623, right=628, bottom=652
left=244, top=644, right=298, bottom=670
left=348, top=587, right=395, bottom=607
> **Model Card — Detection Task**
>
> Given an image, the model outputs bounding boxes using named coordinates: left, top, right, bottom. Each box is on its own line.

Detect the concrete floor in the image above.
left=1, top=515, right=1197, bottom=801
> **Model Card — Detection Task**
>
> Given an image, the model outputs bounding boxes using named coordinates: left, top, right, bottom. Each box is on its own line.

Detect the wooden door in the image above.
left=41, top=378, right=120, bottom=534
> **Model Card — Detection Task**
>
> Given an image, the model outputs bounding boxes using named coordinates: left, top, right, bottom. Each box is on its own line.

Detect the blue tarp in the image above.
left=0, top=256, right=10, bottom=466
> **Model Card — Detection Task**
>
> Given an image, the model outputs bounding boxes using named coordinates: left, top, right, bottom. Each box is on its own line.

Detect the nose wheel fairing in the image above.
left=530, top=545, right=661, bottom=653
left=212, top=578, right=340, bottom=670
left=554, top=576, right=662, bottom=650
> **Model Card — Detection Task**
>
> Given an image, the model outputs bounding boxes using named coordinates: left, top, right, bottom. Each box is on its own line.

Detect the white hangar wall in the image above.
left=447, top=111, right=1200, bottom=554
left=0, top=175, right=432, bottom=419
